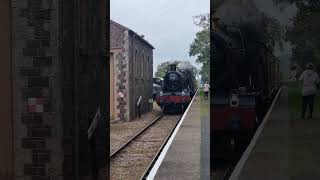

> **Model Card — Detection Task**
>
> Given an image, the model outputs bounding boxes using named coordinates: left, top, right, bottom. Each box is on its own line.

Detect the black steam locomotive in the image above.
left=155, top=63, right=196, bottom=112
left=211, top=17, right=281, bottom=160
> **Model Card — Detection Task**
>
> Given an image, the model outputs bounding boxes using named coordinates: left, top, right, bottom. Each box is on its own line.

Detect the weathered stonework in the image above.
left=7, top=0, right=107, bottom=179
left=12, top=0, right=62, bottom=179
left=110, top=20, right=154, bottom=121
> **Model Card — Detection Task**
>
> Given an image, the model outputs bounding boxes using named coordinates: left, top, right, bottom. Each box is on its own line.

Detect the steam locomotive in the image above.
left=211, top=17, right=280, bottom=160
left=155, top=63, right=196, bottom=112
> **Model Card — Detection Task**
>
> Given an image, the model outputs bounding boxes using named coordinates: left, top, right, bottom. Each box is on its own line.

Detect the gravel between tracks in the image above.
left=110, top=115, right=180, bottom=180
left=110, top=104, right=161, bottom=153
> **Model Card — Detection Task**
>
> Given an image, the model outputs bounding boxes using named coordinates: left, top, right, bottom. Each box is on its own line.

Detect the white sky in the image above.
left=110, top=0, right=209, bottom=76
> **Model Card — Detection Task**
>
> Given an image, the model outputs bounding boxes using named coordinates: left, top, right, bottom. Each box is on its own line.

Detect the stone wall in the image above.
left=110, top=21, right=153, bottom=121
left=110, top=22, right=125, bottom=49
left=11, top=0, right=62, bottom=179
left=10, top=0, right=107, bottom=179
left=114, top=49, right=130, bottom=121
left=128, top=33, right=153, bottom=120
left=110, top=22, right=130, bottom=121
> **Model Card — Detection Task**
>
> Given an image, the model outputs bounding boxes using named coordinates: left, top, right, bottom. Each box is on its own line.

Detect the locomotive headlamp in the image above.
left=230, top=92, right=239, bottom=107
left=182, top=91, right=185, bottom=96
left=160, top=91, right=163, bottom=96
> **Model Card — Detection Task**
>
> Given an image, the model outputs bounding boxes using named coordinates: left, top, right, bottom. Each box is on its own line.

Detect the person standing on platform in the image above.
left=299, top=63, right=320, bottom=119
left=203, top=81, right=210, bottom=100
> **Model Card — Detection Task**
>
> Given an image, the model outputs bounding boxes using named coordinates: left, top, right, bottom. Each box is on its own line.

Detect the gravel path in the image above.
left=110, top=115, right=180, bottom=180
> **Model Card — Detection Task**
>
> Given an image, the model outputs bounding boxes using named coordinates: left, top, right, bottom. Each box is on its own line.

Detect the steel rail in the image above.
left=221, top=167, right=233, bottom=180
left=110, top=114, right=164, bottom=158
left=139, top=114, right=183, bottom=180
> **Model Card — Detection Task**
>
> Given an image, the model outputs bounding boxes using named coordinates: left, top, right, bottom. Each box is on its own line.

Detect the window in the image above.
left=135, top=50, right=138, bottom=78
left=147, top=56, right=150, bottom=80
left=141, top=52, right=144, bottom=79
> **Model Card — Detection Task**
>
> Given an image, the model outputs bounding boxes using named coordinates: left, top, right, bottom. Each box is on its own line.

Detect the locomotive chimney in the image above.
left=212, top=14, right=221, bottom=31
left=169, top=63, right=177, bottom=71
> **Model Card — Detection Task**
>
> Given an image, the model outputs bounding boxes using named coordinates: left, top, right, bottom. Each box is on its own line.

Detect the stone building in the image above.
left=110, top=20, right=154, bottom=121
left=0, top=0, right=107, bottom=179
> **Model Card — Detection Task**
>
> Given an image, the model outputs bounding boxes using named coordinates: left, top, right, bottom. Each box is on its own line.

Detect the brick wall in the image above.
left=12, top=0, right=62, bottom=179
left=110, top=21, right=153, bottom=121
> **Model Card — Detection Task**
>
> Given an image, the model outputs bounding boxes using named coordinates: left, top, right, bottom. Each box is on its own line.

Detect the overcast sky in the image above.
left=111, top=0, right=209, bottom=75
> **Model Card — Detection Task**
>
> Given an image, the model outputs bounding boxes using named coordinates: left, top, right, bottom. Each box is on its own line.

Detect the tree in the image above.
left=155, top=60, right=180, bottom=78
left=189, top=13, right=210, bottom=82
left=272, top=0, right=320, bottom=67
left=154, top=60, right=198, bottom=78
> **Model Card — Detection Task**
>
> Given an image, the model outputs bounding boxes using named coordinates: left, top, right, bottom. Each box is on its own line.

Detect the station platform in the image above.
left=152, top=92, right=210, bottom=180
left=230, top=86, right=320, bottom=179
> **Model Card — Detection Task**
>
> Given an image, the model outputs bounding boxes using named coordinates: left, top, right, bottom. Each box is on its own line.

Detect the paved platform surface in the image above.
left=232, top=86, right=320, bottom=179
left=154, top=93, right=210, bottom=180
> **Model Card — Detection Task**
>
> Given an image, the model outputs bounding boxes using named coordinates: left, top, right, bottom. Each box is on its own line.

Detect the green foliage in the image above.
left=261, top=16, right=285, bottom=50
left=199, top=63, right=210, bottom=82
left=189, top=13, right=210, bottom=82
left=154, top=60, right=198, bottom=78
left=233, top=12, right=284, bottom=51
left=273, top=0, right=320, bottom=67
left=155, top=60, right=180, bottom=77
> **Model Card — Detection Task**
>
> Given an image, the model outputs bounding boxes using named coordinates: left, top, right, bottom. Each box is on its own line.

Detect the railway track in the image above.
left=110, top=114, right=164, bottom=158
left=221, top=167, right=233, bottom=180
left=212, top=164, right=234, bottom=180
left=110, top=114, right=182, bottom=180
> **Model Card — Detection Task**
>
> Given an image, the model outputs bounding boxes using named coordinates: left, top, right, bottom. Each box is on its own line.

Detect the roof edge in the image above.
left=110, top=19, right=129, bottom=31
left=129, top=30, right=155, bottom=49
left=110, top=19, right=154, bottom=49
